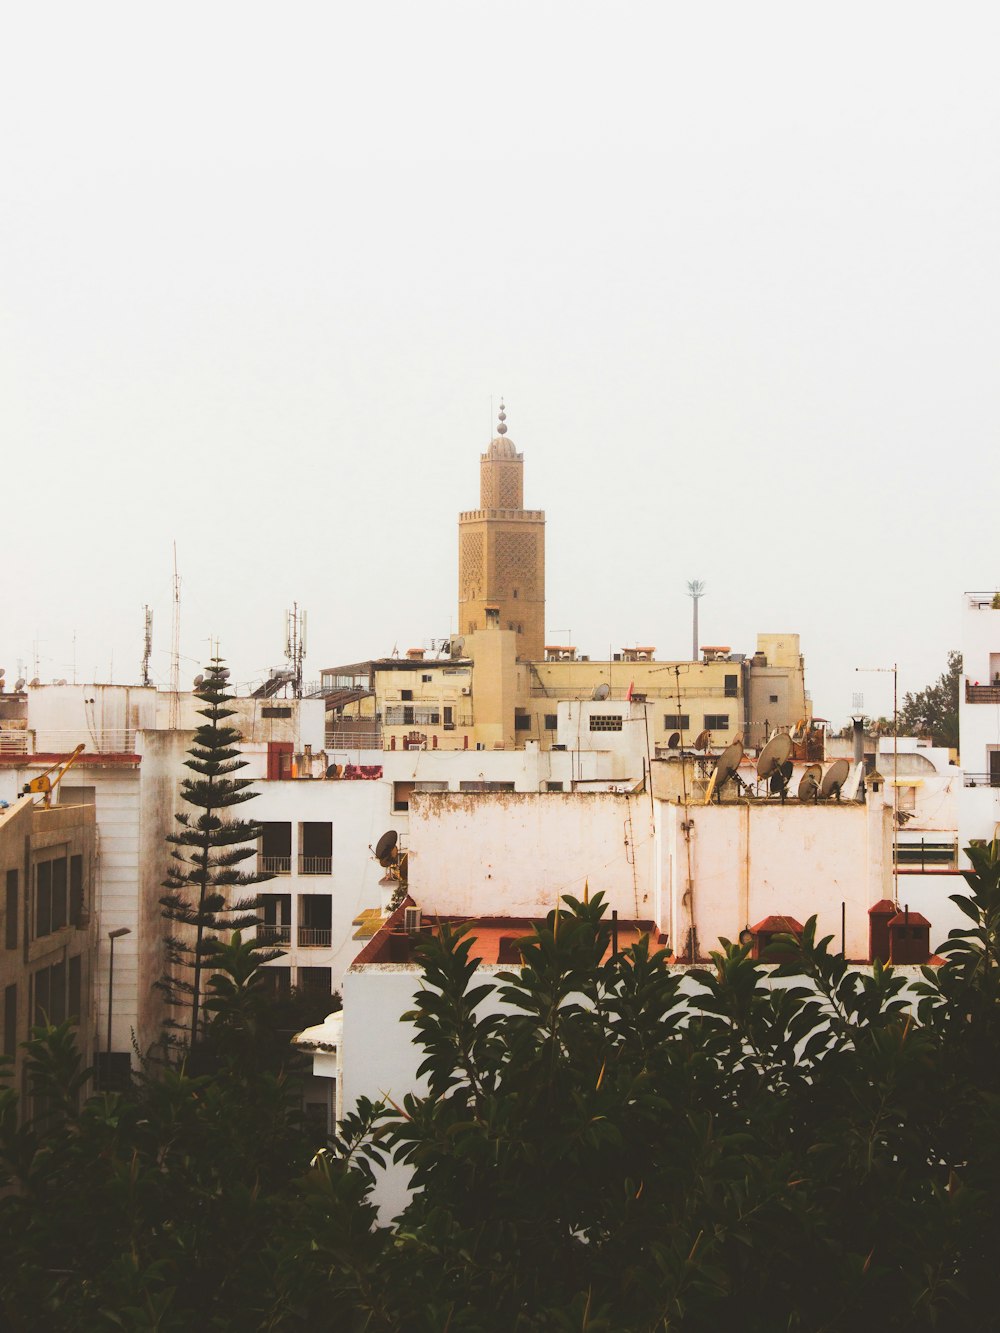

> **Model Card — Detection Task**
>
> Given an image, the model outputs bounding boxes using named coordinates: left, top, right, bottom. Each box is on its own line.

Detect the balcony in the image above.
left=963, top=773, right=1000, bottom=788
left=965, top=683, right=1000, bottom=704
left=298, top=927, right=332, bottom=948
left=257, top=923, right=291, bottom=945
left=259, top=855, right=291, bottom=875
left=299, top=855, right=332, bottom=875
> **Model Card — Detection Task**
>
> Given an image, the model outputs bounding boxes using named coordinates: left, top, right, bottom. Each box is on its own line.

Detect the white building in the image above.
left=959, top=591, right=1000, bottom=853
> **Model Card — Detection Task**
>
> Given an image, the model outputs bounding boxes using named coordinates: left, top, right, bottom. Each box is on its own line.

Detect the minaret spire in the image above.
left=497, top=400, right=507, bottom=435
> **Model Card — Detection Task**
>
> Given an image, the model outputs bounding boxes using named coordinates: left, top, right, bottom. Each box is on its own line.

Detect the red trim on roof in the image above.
left=750, top=915, right=804, bottom=934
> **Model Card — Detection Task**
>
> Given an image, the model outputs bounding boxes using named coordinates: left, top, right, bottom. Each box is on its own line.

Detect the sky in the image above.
left=3, top=3, right=998, bottom=727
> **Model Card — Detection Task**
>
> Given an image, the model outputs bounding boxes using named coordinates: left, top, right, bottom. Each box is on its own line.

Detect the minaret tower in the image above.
left=458, top=402, right=546, bottom=661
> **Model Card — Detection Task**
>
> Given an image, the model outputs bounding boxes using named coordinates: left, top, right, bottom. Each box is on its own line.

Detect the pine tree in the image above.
left=157, top=659, right=275, bottom=1046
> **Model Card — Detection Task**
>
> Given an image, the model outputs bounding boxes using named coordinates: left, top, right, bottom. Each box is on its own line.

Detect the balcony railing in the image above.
left=965, top=683, right=1000, bottom=704
left=259, top=854, right=292, bottom=875
left=257, top=923, right=291, bottom=945
left=299, top=854, right=332, bottom=875
left=894, top=839, right=959, bottom=871
left=963, top=773, right=1000, bottom=788
left=325, top=729, right=383, bottom=750
left=298, top=927, right=332, bottom=948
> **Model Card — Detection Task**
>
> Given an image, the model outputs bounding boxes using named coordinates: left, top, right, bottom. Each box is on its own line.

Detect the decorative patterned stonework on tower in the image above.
left=458, top=402, right=546, bottom=661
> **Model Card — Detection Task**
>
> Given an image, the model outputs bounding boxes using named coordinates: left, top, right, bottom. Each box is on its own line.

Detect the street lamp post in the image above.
left=107, top=926, right=131, bottom=1055
left=687, top=581, right=705, bottom=662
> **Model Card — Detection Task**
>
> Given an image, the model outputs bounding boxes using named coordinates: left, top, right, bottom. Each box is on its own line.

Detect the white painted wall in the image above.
left=407, top=790, right=657, bottom=922
left=658, top=798, right=893, bottom=960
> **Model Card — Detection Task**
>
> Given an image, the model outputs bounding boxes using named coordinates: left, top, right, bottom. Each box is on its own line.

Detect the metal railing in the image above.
left=325, top=729, right=383, bottom=750
left=894, top=839, right=959, bottom=871
left=259, top=854, right=292, bottom=875
left=963, top=773, right=1000, bottom=788
left=966, top=684, right=1000, bottom=703
left=298, top=927, right=332, bottom=948
left=298, top=855, right=332, bottom=875
left=0, top=730, right=29, bottom=754
left=257, top=923, right=291, bottom=945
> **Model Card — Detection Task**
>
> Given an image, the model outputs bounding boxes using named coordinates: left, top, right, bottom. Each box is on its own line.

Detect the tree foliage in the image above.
left=897, top=649, right=962, bottom=749
left=6, top=846, right=1000, bottom=1329
left=157, top=659, right=275, bottom=1045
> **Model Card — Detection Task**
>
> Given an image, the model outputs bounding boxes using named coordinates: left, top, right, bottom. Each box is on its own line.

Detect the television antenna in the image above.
left=285, top=603, right=307, bottom=698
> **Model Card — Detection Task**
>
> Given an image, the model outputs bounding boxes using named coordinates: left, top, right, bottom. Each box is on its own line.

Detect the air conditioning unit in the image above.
left=404, top=906, right=422, bottom=934
left=461, top=687, right=471, bottom=696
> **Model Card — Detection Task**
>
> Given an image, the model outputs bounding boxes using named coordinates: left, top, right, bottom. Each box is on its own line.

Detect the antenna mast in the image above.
left=285, top=602, right=307, bottom=698
left=141, top=606, right=153, bottom=687
left=169, top=545, right=181, bottom=728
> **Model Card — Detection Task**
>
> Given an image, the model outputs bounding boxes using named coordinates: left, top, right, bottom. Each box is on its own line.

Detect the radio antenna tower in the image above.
left=141, top=605, right=153, bottom=686
left=285, top=602, right=307, bottom=698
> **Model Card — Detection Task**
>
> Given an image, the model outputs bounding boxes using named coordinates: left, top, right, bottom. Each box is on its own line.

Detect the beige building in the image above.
left=323, top=408, right=811, bottom=754
left=1, top=792, right=97, bottom=1105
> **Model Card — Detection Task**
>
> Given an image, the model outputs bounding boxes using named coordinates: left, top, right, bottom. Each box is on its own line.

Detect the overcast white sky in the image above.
left=3, top=3, right=998, bottom=725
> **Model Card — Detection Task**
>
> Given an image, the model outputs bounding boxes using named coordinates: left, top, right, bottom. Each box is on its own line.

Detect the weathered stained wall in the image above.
left=658, top=798, right=893, bottom=960
left=408, top=790, right=656, bottom=921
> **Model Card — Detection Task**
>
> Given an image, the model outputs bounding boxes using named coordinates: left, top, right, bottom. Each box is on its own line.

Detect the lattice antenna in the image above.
left=141, top=605, right=153, bottom=687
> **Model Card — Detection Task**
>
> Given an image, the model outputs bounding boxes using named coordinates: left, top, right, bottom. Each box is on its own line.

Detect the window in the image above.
left=33, top=960, right=67, bottom=1025
left=260, top=823, right=292, bottom=875
left=3, top=985, right=15, bottom=1057
left=546, top=781, right=564, bottom=792
left=35, top=857, right=68, bottom=939
left=298, top=895, right=332, bottom=947
left=514, top=713, right=532, bottom=732
left=664, top=714, right=690, bottom=730
left=704, top=714, right=729, bottom=731
left=897, top=785, right=917, bottom=814
left=421, top=674, right=432, bottom=683
left=486, top=608, right=500, bottom=627
left=299, top=823, right=332, bottom=874
left=5, top=870, right=17, bottom=950
left=401, top=689, right=413, bottom=702
left=262, top=705, right=292, bottom=718
left=769, top=694, right=779, bottom=704
left=443, top=706, right=454, bottom=728
left=459, top=781, right=515, bottom=793
left=544, top=714, right=558, bottom=730
left=589, top=714, right=624, bottom=732
left=298, top=966, right=333, bottom=997
left=68, top=956, right=81, bottom=1022
left=724, top=674, right=738, bottom=698
left=52, top=859, right=68, bottom=932
left=259, top=893, right=292, bottom=944
left=513, top=588, right=518, bottom=599
left=394, top=781, right=415, bottom=811
left=70, top=856, right=84, bottom=928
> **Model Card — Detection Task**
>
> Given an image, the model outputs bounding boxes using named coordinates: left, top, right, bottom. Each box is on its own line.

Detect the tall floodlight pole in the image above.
left=687, top=581, right=705, bottom=662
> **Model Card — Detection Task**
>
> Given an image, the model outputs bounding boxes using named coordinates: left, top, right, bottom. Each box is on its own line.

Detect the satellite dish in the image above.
left=29, top=678, right=40, bottom=688
left=14, top=678, right=25, bottom=692
left=193, top=674, right=204, bottom=688
left=710, top=740, right=744, bottom=800
left=667, top=731, right=680, bottom=750
left=693, top=730, right=710, bottom=751
left=451, top=636, right=465, bottom=657
left=374, top=830, right=398, bottom=866
left=756, top=731, right=794, bottom=781
left=819, top=758, right=851, bottom=800
left=797, top=764, right=822, bottom=802
left=592, top=682, right=611, bottom=702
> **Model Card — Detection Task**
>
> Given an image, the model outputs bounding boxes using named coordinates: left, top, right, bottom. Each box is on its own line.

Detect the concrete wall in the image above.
left=407, top=790, right=656, bottom=921
left=658, top=798, right=893, bottom=961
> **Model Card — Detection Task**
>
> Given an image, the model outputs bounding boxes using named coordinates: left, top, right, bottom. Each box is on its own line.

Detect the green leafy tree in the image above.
left=898, top=650, right=962, bottom=749
left=157, top=660, right=275, bottom=1046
